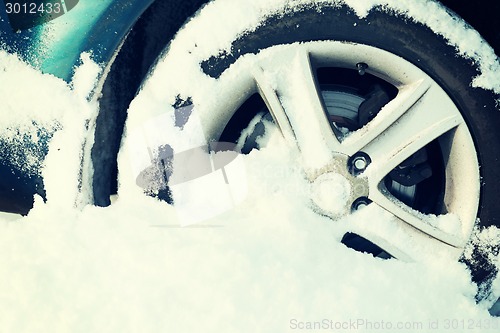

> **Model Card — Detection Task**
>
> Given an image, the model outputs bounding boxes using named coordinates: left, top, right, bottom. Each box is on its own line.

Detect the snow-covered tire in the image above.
left=195, top=1, right=500, bottom=293
left=95, top=0, right=500, bottom=297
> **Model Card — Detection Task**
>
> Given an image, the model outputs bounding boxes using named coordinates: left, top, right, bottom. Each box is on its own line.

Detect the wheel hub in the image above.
left=311, top=173, right=351, bottom=214
left=310, top=154, right=369, bottom=216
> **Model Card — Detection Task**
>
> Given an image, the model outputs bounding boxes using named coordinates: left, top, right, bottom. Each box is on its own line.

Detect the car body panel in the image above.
left=1, top=0, right=153, bottom=81
left=0, top=0, right=153, bottom=214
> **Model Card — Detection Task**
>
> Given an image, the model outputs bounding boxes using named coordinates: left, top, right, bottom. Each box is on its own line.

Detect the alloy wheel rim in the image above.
left=122, top=41, right=480, bottom=261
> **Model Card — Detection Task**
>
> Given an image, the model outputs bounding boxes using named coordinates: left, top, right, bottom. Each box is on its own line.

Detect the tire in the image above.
left=90, top=0, right=209, bottom=207
left=95, top=0, right=500, bottom=299
left=198, top=2, right=500, bottom=296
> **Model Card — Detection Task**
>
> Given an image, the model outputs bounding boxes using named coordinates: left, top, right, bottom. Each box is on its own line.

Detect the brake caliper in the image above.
left=388, top=149, right=433, bottom=187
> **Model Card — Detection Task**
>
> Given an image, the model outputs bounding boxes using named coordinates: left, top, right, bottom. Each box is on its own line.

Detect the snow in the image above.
left=311, top=172, right=351, bottom=214
left=170, top=0, right=500, bottom=95
left=1, top=0, right=500, bottom=332
left=1, top=48, right=499, bottom=331
left=71, top=52, right=102, bottom=100
left=0, top=51, right=84, bottom=175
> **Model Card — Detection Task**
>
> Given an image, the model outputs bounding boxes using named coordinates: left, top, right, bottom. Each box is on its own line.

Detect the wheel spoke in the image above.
left=360, top=81, right=462, bottom=184
left=348, top=80, right=468, bottom=247
left=369, top=189, right=466, bottom=247
left=253, top=46, right=340, bottom=174
left=340, top=77, right=432, bottom=155
left=345, top=204, right=464, bottom=262
left=252, top=67, right=296, bottom=144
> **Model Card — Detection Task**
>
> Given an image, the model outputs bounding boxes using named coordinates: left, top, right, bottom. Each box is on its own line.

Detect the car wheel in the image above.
left=95, top=0, right=500, bottom=298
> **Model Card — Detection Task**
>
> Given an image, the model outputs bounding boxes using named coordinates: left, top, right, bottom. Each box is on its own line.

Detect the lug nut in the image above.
left=350, top=152, right=371, bottom=175
left=352, top=197, right=372, bottom=211
left=353, top=156, right=368, bottom=171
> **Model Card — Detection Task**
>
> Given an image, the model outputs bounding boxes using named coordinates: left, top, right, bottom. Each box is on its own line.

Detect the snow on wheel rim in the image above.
left=119, top=38, right=480, bottom=262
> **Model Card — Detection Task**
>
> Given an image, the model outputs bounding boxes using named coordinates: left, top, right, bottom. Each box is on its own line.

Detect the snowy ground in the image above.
left=0, top=49, right=499, bottom=333
left=1, top=0, right=500, bottom=332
